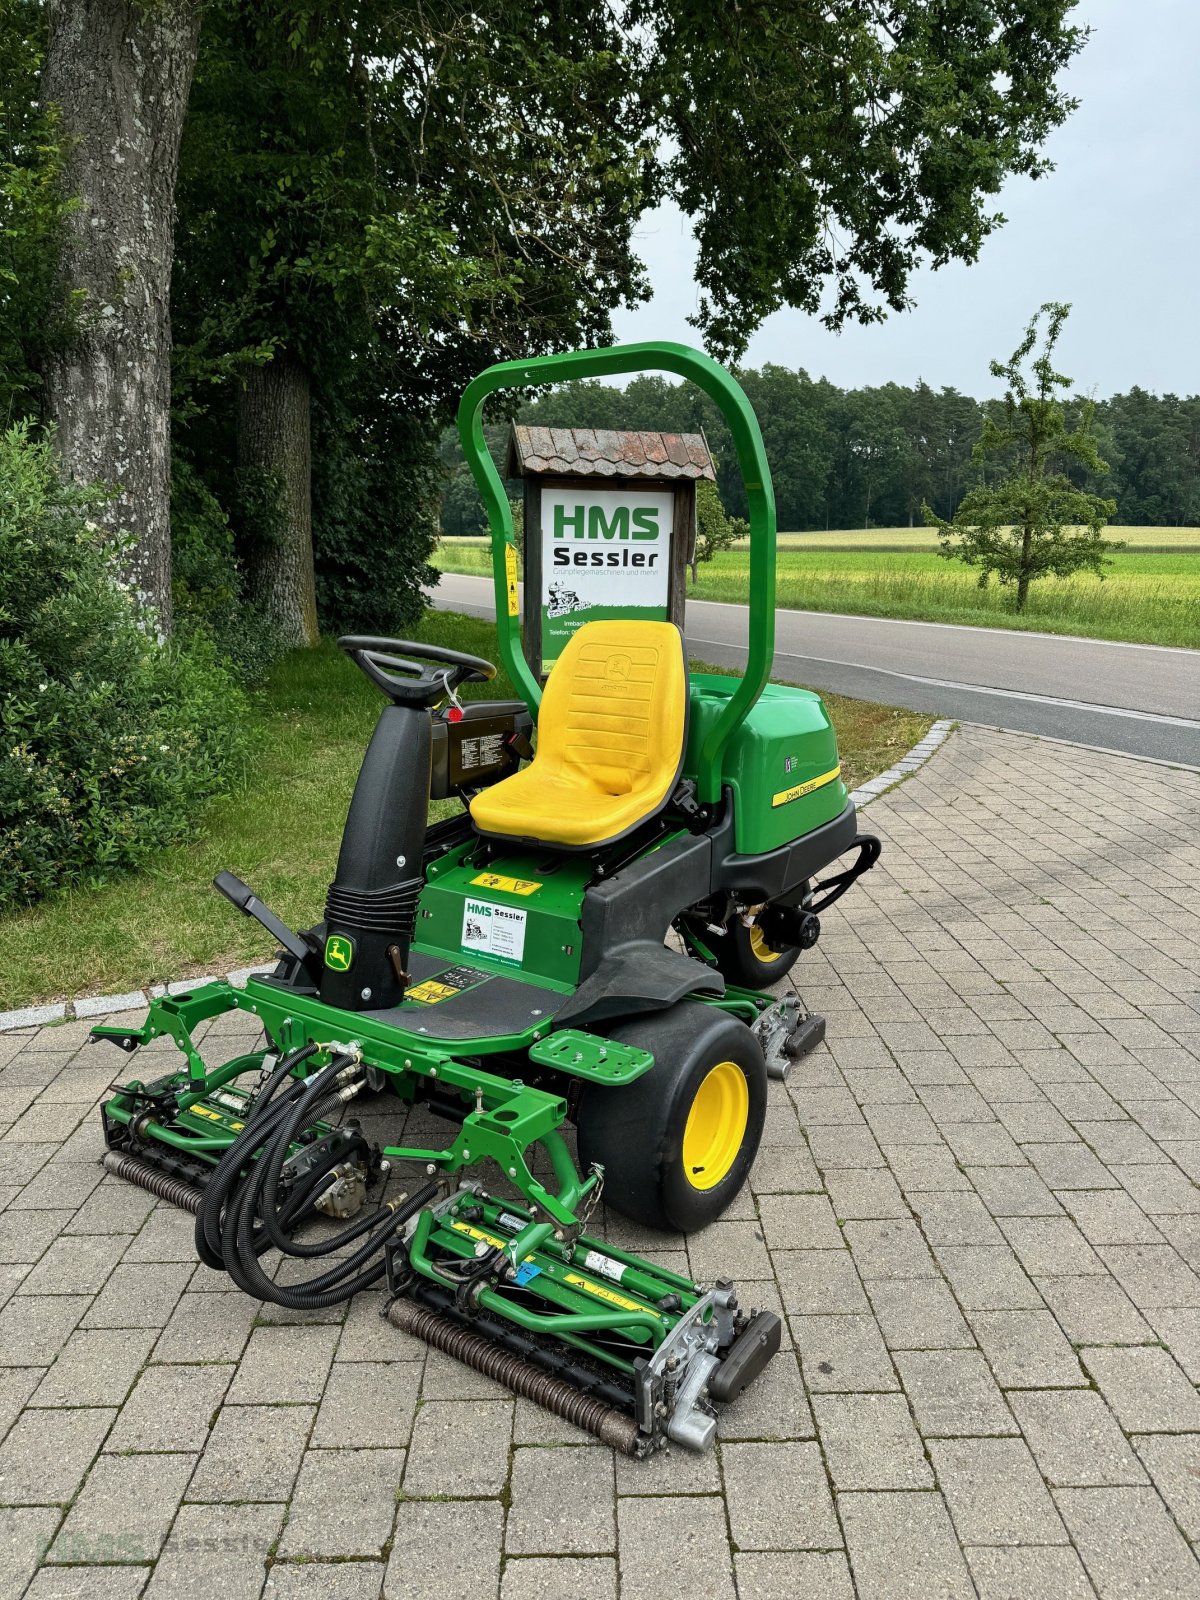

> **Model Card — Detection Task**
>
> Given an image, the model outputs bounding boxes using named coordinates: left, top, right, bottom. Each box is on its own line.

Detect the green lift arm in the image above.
left=455, top=341, right=778, bottom=806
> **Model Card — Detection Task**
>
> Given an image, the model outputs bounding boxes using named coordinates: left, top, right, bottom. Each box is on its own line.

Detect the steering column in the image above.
left=320, top=636, right=496, bottom=1013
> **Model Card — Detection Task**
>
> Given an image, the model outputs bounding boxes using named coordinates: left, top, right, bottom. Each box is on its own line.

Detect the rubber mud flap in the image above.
left=708, top=1310, right=783, bottom=1404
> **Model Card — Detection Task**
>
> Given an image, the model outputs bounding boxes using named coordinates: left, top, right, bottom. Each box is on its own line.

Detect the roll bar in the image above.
left=455, top=341, right=777, bottom=805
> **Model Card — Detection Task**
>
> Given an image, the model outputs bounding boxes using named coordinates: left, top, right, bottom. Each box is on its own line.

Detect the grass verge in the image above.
left=0, top=610, right=931, bottom=1010
left=436, top=539, right=1200, bottom=648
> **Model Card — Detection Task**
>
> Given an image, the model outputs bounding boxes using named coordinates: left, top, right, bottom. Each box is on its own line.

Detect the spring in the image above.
left=102, top=1150, right=204, bottom=1214
left=388, top=1297, right=645, bottom=1456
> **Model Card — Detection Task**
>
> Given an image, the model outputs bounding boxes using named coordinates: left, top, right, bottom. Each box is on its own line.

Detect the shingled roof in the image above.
left=507, top=425, right=714, bottom=482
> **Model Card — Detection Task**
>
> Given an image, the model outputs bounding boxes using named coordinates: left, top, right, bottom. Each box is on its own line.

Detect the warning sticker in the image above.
left=470, top=872, right=542, bottom=897
left=450, top=1220, right=507, bottom=1250
left=451, top=1220, right=535, bottom=1265
left=583, top=1248, right=628, bottom=1285
left=404, top=965, right=491, bottom=1005
left=461, top=898, right=527, bottom=964
left=189, top=1103, right=246, bottom=1133
left=564, top=1272, right=660, bottom=1318
left=505, top=542, right=520, bottom=617
left=405, top=980, right=458, bottom=1005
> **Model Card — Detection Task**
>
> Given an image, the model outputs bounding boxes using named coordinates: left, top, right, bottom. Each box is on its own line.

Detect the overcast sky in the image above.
left=610, top=0, right=1199, bottom=398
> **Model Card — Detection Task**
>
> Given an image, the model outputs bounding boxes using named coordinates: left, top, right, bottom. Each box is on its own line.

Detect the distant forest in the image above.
left=441, top=369, right=1200, bottom=534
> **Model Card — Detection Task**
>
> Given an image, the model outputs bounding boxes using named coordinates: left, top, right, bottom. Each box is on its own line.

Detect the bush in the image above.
left=312, top=397, right=441, bottom=636
left=171, top=454, right=286, bottom=683
left=0, top=423, right=251, bottom=907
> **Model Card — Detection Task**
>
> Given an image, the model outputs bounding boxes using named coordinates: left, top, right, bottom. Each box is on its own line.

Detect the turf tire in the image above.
left=706, top=911, right=801, bottom=988
left=576, top=1000, right=767, bottom=1232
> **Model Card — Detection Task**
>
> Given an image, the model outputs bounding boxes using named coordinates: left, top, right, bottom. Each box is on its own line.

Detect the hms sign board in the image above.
left=540, top=487, right=673, bottom=665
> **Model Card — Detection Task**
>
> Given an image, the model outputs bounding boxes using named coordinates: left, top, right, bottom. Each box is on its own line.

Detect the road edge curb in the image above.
left=846, top=717, right=956, bottom=809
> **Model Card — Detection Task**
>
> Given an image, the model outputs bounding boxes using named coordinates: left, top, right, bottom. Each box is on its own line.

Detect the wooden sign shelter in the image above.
left=507, top=425, right=715, bottom=677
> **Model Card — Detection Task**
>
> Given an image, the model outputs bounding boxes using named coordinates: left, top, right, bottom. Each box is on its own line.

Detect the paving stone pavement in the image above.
left=2, top=723, right=1200, bottom=1598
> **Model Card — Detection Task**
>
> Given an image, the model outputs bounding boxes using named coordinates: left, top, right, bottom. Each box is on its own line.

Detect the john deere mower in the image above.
left=93, top=343, right=879, bottom=1456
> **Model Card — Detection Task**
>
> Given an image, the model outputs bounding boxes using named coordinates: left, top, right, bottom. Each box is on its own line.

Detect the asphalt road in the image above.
left=433, top=571, right=1200, bottom=767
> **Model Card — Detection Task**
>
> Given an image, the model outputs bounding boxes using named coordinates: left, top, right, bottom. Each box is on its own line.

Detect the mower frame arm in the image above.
left=456, top=341, right=777, bottom=805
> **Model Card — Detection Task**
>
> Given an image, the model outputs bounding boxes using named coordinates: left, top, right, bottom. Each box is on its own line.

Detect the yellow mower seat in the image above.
left=469, top=620, right=688, bottom=849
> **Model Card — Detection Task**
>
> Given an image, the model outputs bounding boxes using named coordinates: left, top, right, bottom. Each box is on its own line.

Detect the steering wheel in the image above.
left=337, top=636, right=497, bottom=708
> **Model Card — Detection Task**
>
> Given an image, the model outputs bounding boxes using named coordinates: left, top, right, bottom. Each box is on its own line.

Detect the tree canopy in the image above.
left=439, top=368, right=1200, bottom=538
left=925, top=302, right=1118, bottom=609
left=633, top=0, right=1084, bottom=355
left=14, top=0, right=1091, bottom=642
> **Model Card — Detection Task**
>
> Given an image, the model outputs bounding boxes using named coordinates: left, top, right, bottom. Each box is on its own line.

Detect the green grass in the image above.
left=768, top=525, right=1200, bottom=552
left=436, top=539, right=1200, bottom=648
left=1, top=611, right=930, bottom=1010
left=443, top=525, right=1200, bottom=553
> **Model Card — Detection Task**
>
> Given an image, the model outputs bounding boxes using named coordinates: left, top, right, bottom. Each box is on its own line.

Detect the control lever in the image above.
left=213, top=871, right=312, bottom=963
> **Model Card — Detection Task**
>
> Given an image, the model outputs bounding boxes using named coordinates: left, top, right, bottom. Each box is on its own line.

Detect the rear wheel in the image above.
left=708, top=909, right=800, bottom=988
left=575, top=1001, right=767, bottom=1232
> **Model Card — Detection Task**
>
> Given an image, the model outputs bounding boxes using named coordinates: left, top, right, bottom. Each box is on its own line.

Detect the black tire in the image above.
left=576, top=1001, right=767, bottom=1232
left=707, top=911, right=801, bottom=988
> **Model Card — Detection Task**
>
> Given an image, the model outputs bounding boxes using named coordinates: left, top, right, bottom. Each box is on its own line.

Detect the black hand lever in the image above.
left=213, top=871, right=312, bottom=963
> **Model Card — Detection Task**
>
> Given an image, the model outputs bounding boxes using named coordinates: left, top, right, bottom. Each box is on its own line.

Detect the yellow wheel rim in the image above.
left=748, top=921, right=783, bottom=964
left=682, top=1061, right=749, bottom=1191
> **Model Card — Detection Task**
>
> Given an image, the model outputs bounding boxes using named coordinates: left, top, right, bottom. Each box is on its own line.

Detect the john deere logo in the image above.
left=325, top=935, right=354, bottom=972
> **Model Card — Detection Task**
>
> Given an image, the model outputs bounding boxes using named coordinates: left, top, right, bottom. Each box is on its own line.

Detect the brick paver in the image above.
left=2, top=723, right=1200, bottom=1596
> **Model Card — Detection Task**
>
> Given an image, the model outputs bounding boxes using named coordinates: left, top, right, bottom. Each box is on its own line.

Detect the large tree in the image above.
left=41, top=0, right=201, bottom=627
left=173, top=1, right=650, bottom=643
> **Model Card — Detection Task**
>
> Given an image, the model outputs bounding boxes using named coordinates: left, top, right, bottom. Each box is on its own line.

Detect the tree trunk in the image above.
left=41, top=0, right=202, bottom=632
left=1016, top=524, right=1033, bottom=611
left=238, top=355, right=319, bottom=647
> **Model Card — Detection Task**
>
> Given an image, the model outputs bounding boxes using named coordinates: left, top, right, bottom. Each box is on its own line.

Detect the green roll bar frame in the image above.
left=456, top=341, right=778, bottom=806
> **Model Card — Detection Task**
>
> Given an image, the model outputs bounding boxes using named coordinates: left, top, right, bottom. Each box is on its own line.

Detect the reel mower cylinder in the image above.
left=321, top=703, right=431, bottom=1011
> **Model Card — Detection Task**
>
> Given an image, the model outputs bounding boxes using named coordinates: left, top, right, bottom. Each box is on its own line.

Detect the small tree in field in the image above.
left=689, top=479, right=738, bottom=584
left=924, top=303, right=1119, bottom=611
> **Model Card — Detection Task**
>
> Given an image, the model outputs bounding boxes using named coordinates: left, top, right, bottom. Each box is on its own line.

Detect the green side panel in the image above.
left=684, top=674, right=847, bottom=855
left=417, top=841, right=589, bottom=986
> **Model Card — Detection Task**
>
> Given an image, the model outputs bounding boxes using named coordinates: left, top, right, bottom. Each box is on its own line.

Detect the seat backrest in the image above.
left=537, top=620, right=687, bottom=800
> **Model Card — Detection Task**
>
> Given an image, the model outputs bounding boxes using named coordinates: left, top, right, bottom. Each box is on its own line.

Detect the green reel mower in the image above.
left=94, top=342, right=879, bottom=1456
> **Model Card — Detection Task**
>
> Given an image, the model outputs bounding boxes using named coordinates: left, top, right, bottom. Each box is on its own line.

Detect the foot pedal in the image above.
left=709, top=1311, right=782, bottom=1404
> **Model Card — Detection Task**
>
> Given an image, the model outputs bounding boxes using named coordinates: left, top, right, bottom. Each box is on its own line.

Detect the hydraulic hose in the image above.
left=194, top=1042, right=322, bottom=1269
left=195, top=1043, right=439, bottom=1309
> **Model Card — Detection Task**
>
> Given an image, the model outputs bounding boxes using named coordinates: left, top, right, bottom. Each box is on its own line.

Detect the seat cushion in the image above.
left=469, top=620, right=687, bottom=848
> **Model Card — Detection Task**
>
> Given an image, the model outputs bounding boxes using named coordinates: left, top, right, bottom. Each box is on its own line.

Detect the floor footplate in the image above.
left=528, top=1030, right=654, bottom=1086
left=363, top=952, right=567, bottom=1041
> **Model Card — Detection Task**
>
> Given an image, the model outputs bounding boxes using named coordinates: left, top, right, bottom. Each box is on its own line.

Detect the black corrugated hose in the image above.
left=195, top=1044, right=438, bottom=1309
